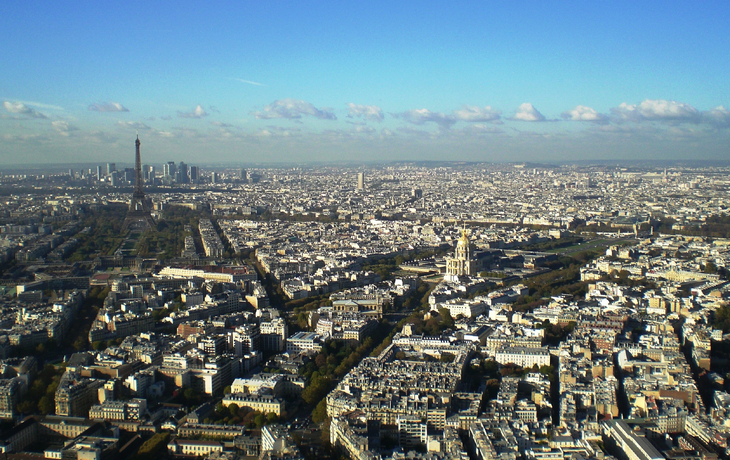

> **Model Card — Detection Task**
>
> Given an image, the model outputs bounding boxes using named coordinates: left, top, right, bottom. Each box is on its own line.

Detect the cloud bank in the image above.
left=3, top=101, right=47, bottom=119
left=509, top=103, right=546, bottom=122
left=610, top=99, right=701, bottom=123
left=347, top=103, right=384, bottom=122
left=253, top=99, right=337, bottom=120
left=178, top=105, right=209, bottom=119
left=453, top=105, right=502, bottom=123
left=561, top=105, right=608, bottom=124
left=89, top=102, right=129, bottom=112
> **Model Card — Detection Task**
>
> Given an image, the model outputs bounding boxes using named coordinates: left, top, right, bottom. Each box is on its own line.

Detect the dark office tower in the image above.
left=240, top=168, right=247, bottom=181
left=211, top=172, right=218, bottom=184
left=69, top=169, right=74, bottom=179
left=107, top=163, right=116, bottom=175
left=190, top=166, right=199, bottom=183
left=164, top=161, right=176, bottom=179
left=124, top=168, right=135, bottom=184
left=122, top=135, right=155, bottom=231
left=178, top=162, right=189, bottom=184
left=96, top=166, right=102, bottom=180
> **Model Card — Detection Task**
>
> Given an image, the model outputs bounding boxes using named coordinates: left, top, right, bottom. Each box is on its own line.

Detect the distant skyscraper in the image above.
left=107, top=163, right=116, bottom=175
left=357, top=172, right=365, bottom=190
left=211, top=172, right=218, bottom=184
left=240, top=168, right=247, bottom=181
left=124, top=168, right=135, bottom=184
left=178, top=162, right=188, bottom=184
left=190, top=166, right=199, bottom=183
left=96, top=166, right=102, bottom=180
left=164, top=161, right=176, bottom=178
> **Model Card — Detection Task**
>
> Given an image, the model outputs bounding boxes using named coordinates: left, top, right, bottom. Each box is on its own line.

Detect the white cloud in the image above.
left=453, top=105, right=502, bottom=123
left=703, top=106, right=730, bottom=128
left=52, top=120, right=79, bottom=136
left=85, top=131, right=119, bottom=143
left=611, top=99, right=700, bottom=123
left=17, top=101, right=64, bottom=111
left=211, top=121, right=234, bottom=128
left=3, top=133, right=49, bottom=143
left=117, top=121, right=152, bottom=130
left=3, top=101, right=47, bottom=119
left=352, top=125, right=376, bottom=134
left=509, top=103, right=546, bottom=122
left=561, top=105, right=608, bottom=124
left=235, top=78, right=265, bottom=86
left=347, top=103, right=384, bottom=122
left=88, top=102, right=129, bottom=112
left=253, top=99, right=337, bottom=120
left=460, top=124, right=505, bottom=134
left=178, top=105, right=208, bottom=119
left=396, top=108, right=456, bottom=129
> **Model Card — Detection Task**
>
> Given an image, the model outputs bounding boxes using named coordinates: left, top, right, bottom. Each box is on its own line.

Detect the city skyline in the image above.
left=2, top=1, right=730, bottom=164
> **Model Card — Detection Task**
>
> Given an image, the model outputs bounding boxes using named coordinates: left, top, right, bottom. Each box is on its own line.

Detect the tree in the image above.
left=440, top=352, right=455, bottom=363
left=315, top=354, right=327, bottom=368
left=312, top=399, right=328, bottom=424
left=17, top=400, right=36, bottom=414
left=228, top=403, right=240, bottom=417
left=254, top=413, right=266, bottom=427
left=38, top=395, right=54, bottom=414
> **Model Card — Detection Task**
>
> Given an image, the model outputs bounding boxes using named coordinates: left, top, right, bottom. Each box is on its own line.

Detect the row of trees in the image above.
left=510, top=249, right=603, bottom=312
left=304, top=321, right=394, bottom=425
left=362, top=245, right=451, bottom=281
left=67, top=205, right=127, bottom=261
left=16, top=363, right=66, bottom=415
left=205, top=402, right=280, bottom=428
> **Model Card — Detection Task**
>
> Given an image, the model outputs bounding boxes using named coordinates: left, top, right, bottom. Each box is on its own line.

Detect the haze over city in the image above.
left=2, top=1, right=730, bottom=165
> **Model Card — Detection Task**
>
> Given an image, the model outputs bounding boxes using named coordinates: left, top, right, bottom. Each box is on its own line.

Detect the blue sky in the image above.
left=2, top=1, right=729, bottom=165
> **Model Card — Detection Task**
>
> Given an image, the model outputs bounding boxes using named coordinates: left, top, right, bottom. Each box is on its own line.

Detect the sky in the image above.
left=1, top=1, right=730, bottom=166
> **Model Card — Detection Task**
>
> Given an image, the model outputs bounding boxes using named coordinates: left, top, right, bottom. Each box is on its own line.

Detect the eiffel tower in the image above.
left=122, top=135, right=155, bottom=232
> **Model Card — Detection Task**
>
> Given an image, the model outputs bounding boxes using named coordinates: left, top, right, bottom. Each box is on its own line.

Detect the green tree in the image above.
left=312, top=399, right=328, bottom=424
left=38, top=395, right=54, bottom=414
left=254, top=413, right=266, bottom=427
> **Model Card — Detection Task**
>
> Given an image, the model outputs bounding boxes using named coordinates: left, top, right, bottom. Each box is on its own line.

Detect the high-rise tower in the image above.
left=122, top=135, right=155, bottom=231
